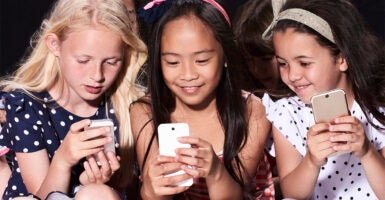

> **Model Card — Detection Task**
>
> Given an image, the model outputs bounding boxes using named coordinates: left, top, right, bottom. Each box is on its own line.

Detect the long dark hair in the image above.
left=142, top=0, right=249, bottom=188
left=272, top=0, right=385, bottom=127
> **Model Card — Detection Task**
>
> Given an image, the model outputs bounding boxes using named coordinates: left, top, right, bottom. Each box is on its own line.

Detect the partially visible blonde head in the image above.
left=0, top=0, right=147, bottom=189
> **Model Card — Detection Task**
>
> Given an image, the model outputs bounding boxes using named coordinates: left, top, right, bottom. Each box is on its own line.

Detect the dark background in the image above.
left=1, top=0, right=384, bottom=77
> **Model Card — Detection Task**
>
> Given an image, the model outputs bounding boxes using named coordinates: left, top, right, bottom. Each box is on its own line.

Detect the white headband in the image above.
left=262, top=0, right=335, bottom=43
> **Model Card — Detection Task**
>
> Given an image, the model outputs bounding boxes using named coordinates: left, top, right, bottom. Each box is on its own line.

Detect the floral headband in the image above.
left=138, top=0, right=231, bottom=26
left=262, top=0, right=335, bottom=43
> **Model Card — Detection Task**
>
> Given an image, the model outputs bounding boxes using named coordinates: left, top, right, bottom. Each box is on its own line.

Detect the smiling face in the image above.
left=160, top=15, right=224, bottom=108
left=273, top=28, right=349, bottom=104
left=48, top=24, right=124, bottom=105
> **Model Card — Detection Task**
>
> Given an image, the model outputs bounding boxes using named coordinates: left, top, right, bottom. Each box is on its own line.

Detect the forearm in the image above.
left=0, top=156, right=11, bottom=196
left=35, top=155, right=72, bottom=199
left=360, top=146, right=385, bottom=198
left=205, top=164, right=242, bottom=199
left=280, top=153, right=320, bottom=200
left=140, top=185, right=173, bottom=200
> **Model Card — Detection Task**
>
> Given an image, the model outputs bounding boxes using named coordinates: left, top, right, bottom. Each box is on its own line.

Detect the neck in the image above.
left=48, top=86, right=101, bottom=117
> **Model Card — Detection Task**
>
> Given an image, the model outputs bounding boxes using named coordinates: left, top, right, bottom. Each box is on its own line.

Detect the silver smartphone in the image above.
left=311, top=89, right=349, bottom=123
left=311, top=89, right=350, bottom=156
left=87, top=119, right=115, bottom=154
left=158, top=123, right=193, bottom=187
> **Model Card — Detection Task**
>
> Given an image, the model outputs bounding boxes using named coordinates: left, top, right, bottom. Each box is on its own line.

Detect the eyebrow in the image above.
left=275, top=55, right=314, bottom=60
left=161, top=49, right=216, bottom=56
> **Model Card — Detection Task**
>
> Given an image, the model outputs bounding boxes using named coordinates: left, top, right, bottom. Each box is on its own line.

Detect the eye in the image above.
left=164, top=60, right=179, bottom=67
left=300, top=62, right=311, bottom=67
left=77, top=59, right=89, bottom=64
left=196, top=59, right=209, bottom=65
left=277, top=61, right=287, bottom=68
left=104, top=59, right=121, bottom=66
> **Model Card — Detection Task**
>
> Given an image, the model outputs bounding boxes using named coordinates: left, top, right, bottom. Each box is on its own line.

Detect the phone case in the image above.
left=158, top=123, right=193, bottom=186
left=87, top=119, right=115, bottom=154
left=311, top=89, right=349, bottom=123
left=158, top=123, right=190, bottom=157
left=311, top=89, right=350, bottom=157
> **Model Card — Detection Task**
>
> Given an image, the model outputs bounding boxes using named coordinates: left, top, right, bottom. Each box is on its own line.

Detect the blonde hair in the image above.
left=0, top=0, right=147, bottom=188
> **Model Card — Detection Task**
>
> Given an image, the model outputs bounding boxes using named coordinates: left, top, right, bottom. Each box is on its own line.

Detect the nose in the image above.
left=180, top=62, right=198, bottom=81
left=288, top=65, right=302, bottom=82
left=89, top=63, right=105, bottom=82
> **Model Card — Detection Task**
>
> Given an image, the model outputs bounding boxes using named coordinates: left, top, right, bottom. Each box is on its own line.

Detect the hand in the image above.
left=329, top=115, right=369, bottom=158
left=79, top=151, right=120, bottom=184
left=141, top=154, right=191, bottom=197
left=175, top=136, right=221, bottom=180
left=54, top=119, right=113, bottom=169
left=306, top=123, right=336, bottom=166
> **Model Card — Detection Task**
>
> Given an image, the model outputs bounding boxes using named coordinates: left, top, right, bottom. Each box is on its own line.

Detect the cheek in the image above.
left=279, top=67, right=289, bottom=82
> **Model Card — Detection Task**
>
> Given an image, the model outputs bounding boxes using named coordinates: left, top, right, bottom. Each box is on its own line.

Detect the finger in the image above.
left=177, top=136, right=210, bottom=147
left=81, top=136, right=112, bottom=151
left=308, top=123, right=329, bottom=136
left=159, top=162, right=185, bottom=175
left=70, top=119, right=91, bottom=133
left=95, top=152, right=113, bottom=176
left=81, top=127, right=111, bottom=141
left=155, top=185, right=190, bottom=196
left=162, top=171, right=193, bottom=186
left=83, top=161, right=96, bottom=183
left=181, top=164, right=201, bottom=177
left=106, top=152, right=120, bottom=171
left=334, top=115, right=357, bottom=124
left=154, top=155, right=179, bottom=164
left=87, top=155, right=103, bottom=179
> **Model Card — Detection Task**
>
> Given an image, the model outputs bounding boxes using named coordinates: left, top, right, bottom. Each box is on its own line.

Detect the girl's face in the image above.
left=246, top=54, right=279, bottom=89
left=160, top=16, right=224, bottom=107
left=273, top=28, right=348, bottom=104
left=49, top=25, right=123, bottom=104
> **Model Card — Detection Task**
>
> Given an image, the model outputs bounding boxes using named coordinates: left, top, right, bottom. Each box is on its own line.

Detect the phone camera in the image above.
left=171, top=127, right=175, bottom=131
left=325, top=94, right=329, bottom=98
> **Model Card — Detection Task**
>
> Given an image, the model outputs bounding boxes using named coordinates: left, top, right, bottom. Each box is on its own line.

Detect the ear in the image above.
left=45, top=33, right=61, bottom=57
left=337, top=54, right=348, bottom=72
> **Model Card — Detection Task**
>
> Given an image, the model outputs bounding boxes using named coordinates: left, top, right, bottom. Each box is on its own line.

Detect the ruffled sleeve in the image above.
left=262, top=94, right=312, bottom=156
left=1, top=91, right=47, bottom=153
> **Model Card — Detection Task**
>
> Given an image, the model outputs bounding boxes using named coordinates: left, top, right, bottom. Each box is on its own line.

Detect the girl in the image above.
left=262, top=0, right=385, bottom=199
left=0, top=0, right=147, bottom=199
left=131, top=0, right=271, bottom=199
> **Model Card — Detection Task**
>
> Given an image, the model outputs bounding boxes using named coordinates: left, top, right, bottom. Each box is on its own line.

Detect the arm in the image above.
left=18, top=119, right=112, bottom=199
left=274, top=118, right=337, bottom=200
left=238, top=95, right=271, bottom=193
left=331, top=115, right=385, bottom=198
left=0, top=155, right=11, bottom=196
left=177, top=95, right=271, bottom=199
left=130, top=102, right=188, bottom=200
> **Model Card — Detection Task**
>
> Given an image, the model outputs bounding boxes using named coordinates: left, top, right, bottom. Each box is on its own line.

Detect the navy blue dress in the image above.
left=0, top=90, right=119, bottom=199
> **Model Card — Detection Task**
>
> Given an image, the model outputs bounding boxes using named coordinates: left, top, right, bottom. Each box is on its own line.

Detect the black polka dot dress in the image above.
left=0, top=90, right=119, bottom=199
left=262, top=94, right=385, bottom=199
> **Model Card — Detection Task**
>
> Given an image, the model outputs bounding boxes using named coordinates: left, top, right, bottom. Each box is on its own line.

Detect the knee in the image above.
left=74, top=184, right=120, bottom=200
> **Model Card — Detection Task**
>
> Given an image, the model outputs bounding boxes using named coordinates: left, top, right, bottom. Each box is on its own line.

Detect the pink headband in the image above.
left=143, top=0, right=231, bottom=26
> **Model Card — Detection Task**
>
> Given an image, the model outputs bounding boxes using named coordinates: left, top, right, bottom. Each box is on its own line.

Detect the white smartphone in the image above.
left=87, top=119, right=115, bottom=154
left=311, top=89, right=350, bottom=156
left=158, top=123, right=193, bottom=187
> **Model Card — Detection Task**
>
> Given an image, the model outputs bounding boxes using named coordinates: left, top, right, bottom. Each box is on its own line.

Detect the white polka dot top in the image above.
left=262, top=94, right=385, bottom=200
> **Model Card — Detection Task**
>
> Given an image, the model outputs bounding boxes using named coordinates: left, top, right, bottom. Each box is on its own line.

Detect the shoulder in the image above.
left=130, top=96, right=153, bottom=140
left=243, top=91, right=266, bottom=119
left=130, top=96, right=152, bottom=119
left=3, top=90, right=47, bottom=112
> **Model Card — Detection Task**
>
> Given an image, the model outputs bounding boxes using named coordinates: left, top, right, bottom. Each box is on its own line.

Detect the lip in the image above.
left=292, top=84, right=311, bottom=93
left=180, top=85, right=200, bottom=94
left=85, top=85, right=103, bottom=94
